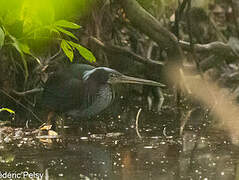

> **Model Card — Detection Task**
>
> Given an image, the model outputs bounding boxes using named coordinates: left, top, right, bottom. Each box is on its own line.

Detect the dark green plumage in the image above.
left=42, top=64, right=165, bottom=119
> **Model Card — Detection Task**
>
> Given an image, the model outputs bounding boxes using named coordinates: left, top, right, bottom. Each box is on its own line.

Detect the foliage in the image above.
left=0, top=108, right=15, bottom=114
left=0, top=27, right=4, bottom=49
left=0, top=0, right=95, bottom=80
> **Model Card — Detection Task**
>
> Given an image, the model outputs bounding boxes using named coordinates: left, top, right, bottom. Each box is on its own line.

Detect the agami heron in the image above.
left=42, top=64, right=165, bottom=125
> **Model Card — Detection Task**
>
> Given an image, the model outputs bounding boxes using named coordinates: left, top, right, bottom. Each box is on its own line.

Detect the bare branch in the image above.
left=135, top=108, right=142, bottom=139
left=89, top=37, right=164, bottom=67
left=0, top=89, right=43, bottom=123
left=46, top=49, right=62, bottom=63
left=11, top=88, right=43, bottom=96
left=179, top=40, right=238, bottom=58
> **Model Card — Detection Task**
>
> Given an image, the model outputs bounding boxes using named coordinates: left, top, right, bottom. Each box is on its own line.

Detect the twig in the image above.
left=231, top=0, right=239, bottom=37
left=11, top=88, right=43, bottom=96
left=89, top=36, right=164, bottom=67
left=179, top=108, right=195, bottom=136
left=163, top=127, right=173, bottom=138
left=135, top=108, right=142, bottom=139
left=33, top=49, right=62, bottom=74
left=47, top=49, right=62, bottom=63
left=0, top=89, right=43, bottom=123
left=185, top=0, right=217, bottom=132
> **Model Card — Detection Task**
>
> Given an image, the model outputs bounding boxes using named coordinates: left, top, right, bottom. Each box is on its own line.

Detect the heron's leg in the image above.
left=152, top=87, right=164, bottom=113
left=47, top=111, right=55, bottom=125
left=57, top=115, right=65, bottom=137
left=157, top=88, right=164, bottom=112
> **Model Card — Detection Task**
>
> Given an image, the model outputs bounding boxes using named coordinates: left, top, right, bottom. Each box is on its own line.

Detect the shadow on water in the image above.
left=0, top=104, right=239, bottom=180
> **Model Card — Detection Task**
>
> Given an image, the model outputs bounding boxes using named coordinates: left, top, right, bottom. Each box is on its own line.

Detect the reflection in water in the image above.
left=0, top=128, right=238, bottom=180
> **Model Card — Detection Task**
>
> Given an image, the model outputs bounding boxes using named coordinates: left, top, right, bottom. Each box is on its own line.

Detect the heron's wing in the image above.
left=42, top=74, right=83, bottom=112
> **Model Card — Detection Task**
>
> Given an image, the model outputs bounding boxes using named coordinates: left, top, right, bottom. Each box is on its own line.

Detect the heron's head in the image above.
left=83, top=67, right=165, bottom=87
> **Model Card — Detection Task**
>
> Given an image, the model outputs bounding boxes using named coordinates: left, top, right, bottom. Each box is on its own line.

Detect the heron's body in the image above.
left=42, top=64, right=114, bottom=118
left=42, top=64, right=165, bottom=120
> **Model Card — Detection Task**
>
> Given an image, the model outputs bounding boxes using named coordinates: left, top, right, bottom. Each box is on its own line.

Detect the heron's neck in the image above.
left=67, top=84, right=114, bottom=118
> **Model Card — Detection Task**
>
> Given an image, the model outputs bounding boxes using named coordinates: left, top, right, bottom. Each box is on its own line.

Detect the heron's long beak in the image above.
left=109, top=75, right=165, bottom=87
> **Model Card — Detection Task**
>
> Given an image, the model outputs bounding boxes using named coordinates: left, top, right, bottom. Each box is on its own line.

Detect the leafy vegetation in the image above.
left=0, top=0, right=95, bottom=80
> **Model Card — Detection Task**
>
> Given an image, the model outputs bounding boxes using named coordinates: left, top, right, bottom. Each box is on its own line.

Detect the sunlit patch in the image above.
left=0, top=0, right=94, bottom=41
left=168, top=65, right=239, bottom=144
left=80, top=136, right=88, bottom=140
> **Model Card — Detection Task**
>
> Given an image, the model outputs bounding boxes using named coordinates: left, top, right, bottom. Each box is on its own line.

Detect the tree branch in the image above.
left=117, top=0, right=184, bottom=63
left=11, top=88, right=43, bottom=96
left=179, top=40, right=238, bottom=58
left=89, top=37, right=164, bottom=67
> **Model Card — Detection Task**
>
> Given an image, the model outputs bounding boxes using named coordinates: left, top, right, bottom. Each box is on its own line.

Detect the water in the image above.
left=0, top=97, right=238, bottom=180
left=0, top=124, right=238, bottom=180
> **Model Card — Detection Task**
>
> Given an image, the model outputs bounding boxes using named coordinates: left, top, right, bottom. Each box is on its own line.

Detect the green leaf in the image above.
left=19, top=43, right=31, bottom=55
left=68, top=41, right=96, bottom=63
left=55, top=26, right=78, bottom=40
left=0, top=27, right=5, bottom=49
left=48, top=26, right=60, bottom=34
left=0, top=108, right=15, bottom=114
left=8, top=34, right=41, bottom=65
left=11, top=38, right=29, bottom=79
left=61, top=40, right=74, bottom=62
left=12, top=41, right=21, bottom=53
left=54, top=20, right=81, bottom=29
